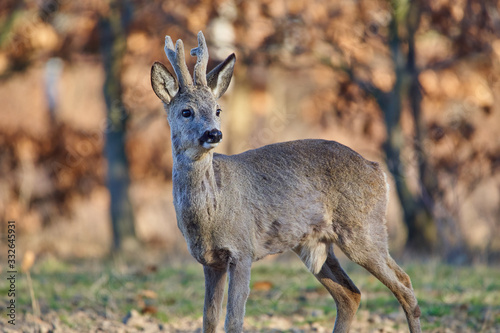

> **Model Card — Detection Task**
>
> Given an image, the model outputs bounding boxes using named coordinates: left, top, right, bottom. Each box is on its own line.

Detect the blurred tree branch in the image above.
left=0, top=2, right=22, bottom=49
left=321, top=0, right=439, bottom=253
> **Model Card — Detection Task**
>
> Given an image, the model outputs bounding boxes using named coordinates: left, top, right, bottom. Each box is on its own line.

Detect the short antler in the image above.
left=164, top=36, right=193, bottom=88
left=190, top=31, right=209, bottom=86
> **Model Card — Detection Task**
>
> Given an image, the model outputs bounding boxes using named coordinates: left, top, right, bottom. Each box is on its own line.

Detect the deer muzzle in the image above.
left=199, top=129, right=223, bottom=149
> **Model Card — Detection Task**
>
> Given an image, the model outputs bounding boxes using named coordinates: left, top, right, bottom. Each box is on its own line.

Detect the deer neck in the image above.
left=172, top=150, right=219, bottom=221
left=172, top=150, right=216, bottom=187
left=172, top=151, right=220, bottom=258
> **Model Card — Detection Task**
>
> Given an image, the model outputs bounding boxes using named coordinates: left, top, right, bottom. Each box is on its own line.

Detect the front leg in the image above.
left=203, top=265, right=228, bottom=333
left=225, top=257, right=252, bottom=333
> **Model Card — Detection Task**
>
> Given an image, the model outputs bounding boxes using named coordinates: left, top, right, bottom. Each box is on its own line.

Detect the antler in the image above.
left=190, top=31, right=209, bottom=86
left=164, top=35, right=193, bottom=88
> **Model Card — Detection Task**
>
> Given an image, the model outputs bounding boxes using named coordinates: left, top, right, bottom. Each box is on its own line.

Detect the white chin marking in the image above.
left=202, top=142, right=219, bottom=149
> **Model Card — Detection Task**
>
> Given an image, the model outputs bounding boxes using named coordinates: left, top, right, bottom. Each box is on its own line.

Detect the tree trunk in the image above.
left=380, top=1, right=437, bottom=253
left=99, top=0, right=136, bottom=252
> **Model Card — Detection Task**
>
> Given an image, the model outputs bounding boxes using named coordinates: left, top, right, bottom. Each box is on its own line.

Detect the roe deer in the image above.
left=151, top=31, right=421, bottom=333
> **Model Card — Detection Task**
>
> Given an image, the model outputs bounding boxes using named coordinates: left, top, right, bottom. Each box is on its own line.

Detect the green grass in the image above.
left=1, top=256, right=499, bottom=332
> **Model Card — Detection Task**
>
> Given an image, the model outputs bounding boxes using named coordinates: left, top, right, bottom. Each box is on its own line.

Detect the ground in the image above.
left=1, top=255, right=499, bottom=333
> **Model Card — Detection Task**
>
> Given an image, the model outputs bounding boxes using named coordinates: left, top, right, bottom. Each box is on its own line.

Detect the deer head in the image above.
left=151, top=31, right=235, bottom=160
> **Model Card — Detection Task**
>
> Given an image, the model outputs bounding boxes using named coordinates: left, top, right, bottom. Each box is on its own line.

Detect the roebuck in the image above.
left=151, top=31, right=421, bottom=333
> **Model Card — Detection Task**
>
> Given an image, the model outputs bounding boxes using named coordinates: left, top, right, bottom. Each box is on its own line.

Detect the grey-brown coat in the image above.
left=151, top=31, right=421, bottom=333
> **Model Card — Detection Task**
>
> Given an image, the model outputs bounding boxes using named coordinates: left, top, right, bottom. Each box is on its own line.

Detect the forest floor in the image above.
left=1, top=255, right=499, bottom=333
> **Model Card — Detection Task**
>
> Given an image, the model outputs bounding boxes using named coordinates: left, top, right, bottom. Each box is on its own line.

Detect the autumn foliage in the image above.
left=0, top=0, right=499, bottom=261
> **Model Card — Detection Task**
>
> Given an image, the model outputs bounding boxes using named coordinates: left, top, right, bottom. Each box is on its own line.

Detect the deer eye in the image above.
left=182, top=109, right=192, bottom=118
left=216, top=108, right=222, bottom=117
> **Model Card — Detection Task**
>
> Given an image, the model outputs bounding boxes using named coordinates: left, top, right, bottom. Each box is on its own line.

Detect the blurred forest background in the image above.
left=0, top=0, right=500, bottom=264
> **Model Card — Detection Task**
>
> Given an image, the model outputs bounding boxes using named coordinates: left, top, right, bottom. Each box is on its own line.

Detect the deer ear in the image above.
left=207, top=53, right=235, bottom=99
left=151, top=62, right=179, bottom=104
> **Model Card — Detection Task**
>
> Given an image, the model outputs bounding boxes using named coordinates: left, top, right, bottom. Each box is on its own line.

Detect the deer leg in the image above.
left=366, top=256, right=421, bottom=333
left=338, top=237, right=421, bottom=333
left=225, top=257, right=252, bottom=333
left=312, top=246, right=361, bottom=333
left=203, top=265, right=228, bottom=333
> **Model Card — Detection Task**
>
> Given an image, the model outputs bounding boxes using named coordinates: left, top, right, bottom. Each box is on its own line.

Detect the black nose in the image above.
left=201, top=129, right=223, bottom=143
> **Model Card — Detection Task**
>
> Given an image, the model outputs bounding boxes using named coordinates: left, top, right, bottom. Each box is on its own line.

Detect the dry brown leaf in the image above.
left=252, top=280, right=273, bottom=291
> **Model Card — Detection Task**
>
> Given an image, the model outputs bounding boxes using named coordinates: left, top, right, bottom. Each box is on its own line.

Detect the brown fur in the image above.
left=151, top=31, right=421, bottom=333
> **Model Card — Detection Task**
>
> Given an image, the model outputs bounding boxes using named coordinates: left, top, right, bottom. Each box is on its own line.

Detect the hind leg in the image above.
left=339, top=238, right=421, bottom=332
left=295, top=245, right=361, bottom=333
left=363, top=254, right=421, bottom=332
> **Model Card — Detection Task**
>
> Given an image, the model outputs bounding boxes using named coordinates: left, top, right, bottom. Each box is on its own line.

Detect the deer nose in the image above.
left=201, top=129, right=223, bottom=144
